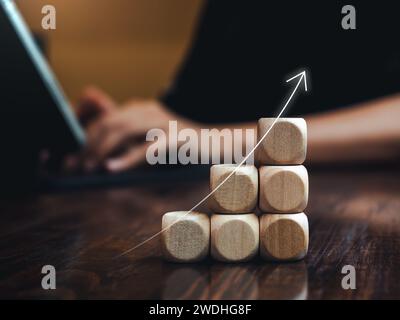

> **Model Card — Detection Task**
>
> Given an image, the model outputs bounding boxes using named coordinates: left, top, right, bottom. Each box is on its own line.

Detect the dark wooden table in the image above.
left=0, top=168, right=400, bottom=299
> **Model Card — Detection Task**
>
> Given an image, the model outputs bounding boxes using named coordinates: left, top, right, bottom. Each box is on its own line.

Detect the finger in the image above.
left=84, top=117, right=122, bottom=161
left=89, top=126, right=131, bottom=161
left=80, top=86, right=116, bottom=114
left=82, top=116, right=126, bottom=172
left=105, top=143, right=150, bottom=173
left=85, top=116, right=116, bottom=154
left=76, top=86, right=116, bottom=123
left=86, top=112, right=150, bottom=158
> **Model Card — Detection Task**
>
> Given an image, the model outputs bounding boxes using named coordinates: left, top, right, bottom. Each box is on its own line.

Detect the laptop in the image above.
left=0, top=0, right=208, bottom=193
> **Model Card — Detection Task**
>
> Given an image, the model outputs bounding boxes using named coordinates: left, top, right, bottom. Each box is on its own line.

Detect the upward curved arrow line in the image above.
left=116, top=70, right=308, bottom=258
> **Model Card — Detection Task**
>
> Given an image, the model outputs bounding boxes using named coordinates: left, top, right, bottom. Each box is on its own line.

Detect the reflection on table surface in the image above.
left=0, top=169, right=399, bottom=299
left=162, top=262, right=307, bottom=300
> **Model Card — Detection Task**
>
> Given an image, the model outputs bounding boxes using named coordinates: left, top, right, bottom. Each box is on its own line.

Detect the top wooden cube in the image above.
left=256, top=118, right=307, bottom=165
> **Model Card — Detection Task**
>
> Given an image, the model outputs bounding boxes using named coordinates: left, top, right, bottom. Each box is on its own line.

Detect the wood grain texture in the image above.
left=259, top=165, right=309, bottom=213
left=162, top=211, right=209, bottom=263
left=209, top=164, right=258, bottom=214
left=1, top=169, right=400, bottom=299
left=256, top=118, right=307, bottom=165
left=211, top=214, right=259, bottom=262
left=260, top=213, right=309, bottom=261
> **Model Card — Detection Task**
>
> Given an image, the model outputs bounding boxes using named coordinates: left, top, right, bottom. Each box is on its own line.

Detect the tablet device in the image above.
left=0, top=0, right=85, bottom=152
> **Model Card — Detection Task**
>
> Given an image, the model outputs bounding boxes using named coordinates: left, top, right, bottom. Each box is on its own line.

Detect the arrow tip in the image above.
left=286, top=70, right=308, bottom=92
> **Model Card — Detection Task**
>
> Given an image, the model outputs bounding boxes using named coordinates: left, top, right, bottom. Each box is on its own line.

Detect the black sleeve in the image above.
left=160, top=1, right=400, bottom=122
left=159, top=1, right=305, bottom=123
left=160, top=0, right=242, bottom=123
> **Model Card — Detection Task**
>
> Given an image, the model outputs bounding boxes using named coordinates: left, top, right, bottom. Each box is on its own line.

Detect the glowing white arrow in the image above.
left=117, top=70, right=309, bottom=257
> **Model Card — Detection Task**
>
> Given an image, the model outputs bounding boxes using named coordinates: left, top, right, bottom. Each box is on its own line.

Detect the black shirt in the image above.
left=161, top=0, right=400, bottom=123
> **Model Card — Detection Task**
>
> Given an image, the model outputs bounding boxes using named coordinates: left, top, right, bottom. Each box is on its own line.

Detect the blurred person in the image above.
left=72, top=1, right=400, bottom=173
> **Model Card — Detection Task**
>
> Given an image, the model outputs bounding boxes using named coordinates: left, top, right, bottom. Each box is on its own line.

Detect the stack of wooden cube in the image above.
left=256, top=118, right=309, bottom=262
left=208, top=164, right=259, bottom=262
left=161, top=118, right=308, bottom=263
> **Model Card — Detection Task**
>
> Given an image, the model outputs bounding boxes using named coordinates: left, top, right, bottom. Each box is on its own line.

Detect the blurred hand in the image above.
left=73, top=86, right=196, bottom=173
left=66, top=88, right=400, bottom=171
left=76, top=86, right=117, bottom=125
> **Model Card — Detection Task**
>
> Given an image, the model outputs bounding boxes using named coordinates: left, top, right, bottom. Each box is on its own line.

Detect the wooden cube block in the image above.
left=259, top=165, right=308, bottom=213
left=209, top=164, right=258, bottom=214
left=162, top=211, right=210, bottom=263
left=260, top=213, right=309, bottom=261
left=211, top=214, right=259, bottom=262
left=256, top=118, right=307, bottom=165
